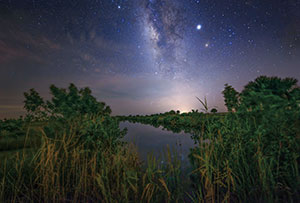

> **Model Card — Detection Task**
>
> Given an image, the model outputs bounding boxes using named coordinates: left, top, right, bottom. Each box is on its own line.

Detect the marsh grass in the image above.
left=0, top=124, right=186, bottom=202
left=1, top=93, right=299, bottom=202
left=1, top=112, right=299, bottom=202
left=188, top=110, right=300, bottom=202
left=119, top=96, right=300, bottom=202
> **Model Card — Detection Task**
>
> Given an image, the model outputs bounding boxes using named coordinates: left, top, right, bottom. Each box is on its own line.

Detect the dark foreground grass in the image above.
left=0, top=127, right=187, bottom=202
left=189, top=112, right=300, bottom=202
left=1, top=111, right=299, bottom=202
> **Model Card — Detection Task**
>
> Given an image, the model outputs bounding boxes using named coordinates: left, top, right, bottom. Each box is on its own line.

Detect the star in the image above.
left=205, top=43, right=209, bottom=47
left=196, top=24, right=202, bottom=30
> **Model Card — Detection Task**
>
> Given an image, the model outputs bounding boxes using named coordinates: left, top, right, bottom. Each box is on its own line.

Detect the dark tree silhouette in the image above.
left=24, top=83, right=111, bottom=120
left=239, top=76, right=300, bottom=111
left=222, top=84, right=239, bottom=112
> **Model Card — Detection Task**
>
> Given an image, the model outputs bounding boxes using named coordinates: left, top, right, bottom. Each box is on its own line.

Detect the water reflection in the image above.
left=120, top=121, right=196, bottom=165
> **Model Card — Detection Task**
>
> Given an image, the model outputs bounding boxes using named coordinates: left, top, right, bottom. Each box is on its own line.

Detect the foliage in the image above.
left=24, top=89, right=47, bottom=120
left=0, top=127, right=184, bottom=202
left=24, top=84, right=123, bottom=152
left=222, top=76, right=300, bottom=113
left=79, top=115, right=127, bottom=151
left=241, top=76, right=298, bottom=100
left=23, top=83, right=112, bottom=121
left=188, top=76, right=300, bottom=201
left=0, top=117, right=24, bottom=138
left=196, top=96, right=209, bottom=113
left=239, top=76, right=300, bottom=111
left=222, top=83, right=239, bottom=112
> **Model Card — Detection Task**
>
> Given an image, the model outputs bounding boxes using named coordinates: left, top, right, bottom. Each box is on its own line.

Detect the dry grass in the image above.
left=0, top=128, right=185, bottom=202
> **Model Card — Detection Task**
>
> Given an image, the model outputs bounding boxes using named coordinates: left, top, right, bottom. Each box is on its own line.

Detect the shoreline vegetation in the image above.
left=0, top=75, right=299, bottom=202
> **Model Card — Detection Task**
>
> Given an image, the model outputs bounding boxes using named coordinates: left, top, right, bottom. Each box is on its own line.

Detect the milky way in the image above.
left=140, top=0, right=188, bottom=76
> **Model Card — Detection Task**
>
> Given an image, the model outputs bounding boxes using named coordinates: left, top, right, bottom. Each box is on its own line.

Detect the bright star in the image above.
left=196, top=24, right=202, bottom=30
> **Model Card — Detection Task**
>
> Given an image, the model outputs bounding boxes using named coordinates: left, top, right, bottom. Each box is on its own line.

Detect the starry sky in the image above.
left=0, top=0, right=299, bottom=118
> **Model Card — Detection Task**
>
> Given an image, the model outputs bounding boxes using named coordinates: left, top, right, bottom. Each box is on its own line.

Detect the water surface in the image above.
left=120, top=121, right=196, bottom=165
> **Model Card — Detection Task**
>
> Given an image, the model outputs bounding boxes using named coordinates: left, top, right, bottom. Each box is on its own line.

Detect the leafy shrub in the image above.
left=24, top=83, right=112, bottom=121
left=0, top=118, right=24, bottom=138
left=189, top=76, right=300, bottom=201
left=23, top=83, right=125, bottom=151
left=222, top=83, right=239, bottom=112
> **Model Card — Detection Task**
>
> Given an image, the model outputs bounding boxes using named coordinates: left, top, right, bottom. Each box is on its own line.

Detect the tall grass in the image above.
left=188, top=99, right=300, bottom=202
left=0, top=122, right=184, bottom=202
left=1, top=113, right=299, bottom=202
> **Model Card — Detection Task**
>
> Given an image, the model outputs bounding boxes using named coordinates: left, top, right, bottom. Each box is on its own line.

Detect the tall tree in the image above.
left=239, top=76, right=299, bottom=111
left=24, top=83, right=112, bottom=120
left=222, top=84, right=239, bottom=112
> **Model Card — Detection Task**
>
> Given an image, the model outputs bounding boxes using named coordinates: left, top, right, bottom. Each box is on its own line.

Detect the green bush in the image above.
left=23, top=84, right=126, bottom=152
left=24, top=83, right=112, bottom=121
left=189, top=76, right=300, bottom=202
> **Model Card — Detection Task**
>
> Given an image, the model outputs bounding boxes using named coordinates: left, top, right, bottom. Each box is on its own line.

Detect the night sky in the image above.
left=0, top=0, right=299, bottom=118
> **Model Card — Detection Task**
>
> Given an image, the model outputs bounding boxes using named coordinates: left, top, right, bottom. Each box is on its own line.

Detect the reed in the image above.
left=0, top=121, right=184, bottom=202
left=188, top=108, right=300, bottom=202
